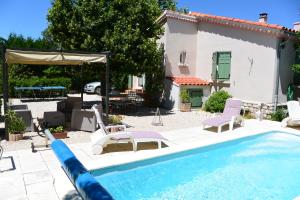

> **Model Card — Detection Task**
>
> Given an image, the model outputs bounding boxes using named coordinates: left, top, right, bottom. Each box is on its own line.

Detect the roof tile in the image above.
left=167, top=76, right=211, bottom=86
left=190, top=12, right=295, bottom=33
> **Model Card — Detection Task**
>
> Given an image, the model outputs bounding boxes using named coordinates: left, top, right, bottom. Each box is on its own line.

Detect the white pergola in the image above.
left=2, top=48, right=110, bottom=139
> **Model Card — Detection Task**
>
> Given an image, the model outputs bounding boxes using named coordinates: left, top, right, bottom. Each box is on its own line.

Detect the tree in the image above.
left=157, top=0, right=176, bottom=11
left=46, top=0, right=164, bottom=81
left=157, top=0, right=189, bottom=13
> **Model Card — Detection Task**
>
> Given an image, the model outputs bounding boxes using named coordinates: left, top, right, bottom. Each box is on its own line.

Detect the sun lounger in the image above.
left=202, top=99, right=242, bottom=133
left=90, top=104, right=167, bottom=154
left=282, top=101, right=300, bottom=127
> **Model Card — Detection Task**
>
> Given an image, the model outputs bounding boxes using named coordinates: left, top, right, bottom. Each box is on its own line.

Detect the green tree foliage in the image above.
left=157, top=0, right=189, bottom=13
left=0, top=34, right=57, bottom=94
left=46, top=0, right=165, bottom=92
left=158, top=0, right=176, bottom=11
left=204, top=90, right=232, bottom=113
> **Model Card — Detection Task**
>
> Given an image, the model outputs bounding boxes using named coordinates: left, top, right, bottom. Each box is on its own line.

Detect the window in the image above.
left=179, top=50, right=187, bottom=65
left=212, top=52, right=231, bottom=80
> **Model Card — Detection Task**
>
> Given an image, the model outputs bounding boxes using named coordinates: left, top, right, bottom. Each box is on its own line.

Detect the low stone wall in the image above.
left=242, top=101, right=286, bottom=119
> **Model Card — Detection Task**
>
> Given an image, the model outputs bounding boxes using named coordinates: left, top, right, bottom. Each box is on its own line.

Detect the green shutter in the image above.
left=212, top=52, right=218, bottom=80
left=217, top=52, right=231, bottom=80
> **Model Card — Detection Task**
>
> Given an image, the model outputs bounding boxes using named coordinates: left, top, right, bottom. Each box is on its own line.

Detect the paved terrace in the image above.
left=1, top=96, right=300, bottom=199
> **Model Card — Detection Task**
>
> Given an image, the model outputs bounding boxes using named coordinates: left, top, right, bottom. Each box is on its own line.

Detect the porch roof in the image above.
left=167, top=76, right=211, bottom=86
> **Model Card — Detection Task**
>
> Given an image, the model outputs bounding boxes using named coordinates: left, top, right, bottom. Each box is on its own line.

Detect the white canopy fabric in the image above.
left=5, top=49, right=107, bottom=65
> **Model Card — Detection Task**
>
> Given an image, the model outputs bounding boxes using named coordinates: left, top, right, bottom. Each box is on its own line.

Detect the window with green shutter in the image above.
left=211, top=52, right=231, bottom=81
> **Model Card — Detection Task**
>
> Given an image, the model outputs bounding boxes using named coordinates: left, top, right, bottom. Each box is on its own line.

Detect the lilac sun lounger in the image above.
left=202, top=99, right=242, bottom=133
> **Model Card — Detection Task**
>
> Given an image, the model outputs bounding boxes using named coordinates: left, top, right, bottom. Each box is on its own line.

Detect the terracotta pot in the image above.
left=9, top=133, right=23, bottom=141
left=180, top=102, right=191, bottom=112
left=52, top=131, right=68, bottom=139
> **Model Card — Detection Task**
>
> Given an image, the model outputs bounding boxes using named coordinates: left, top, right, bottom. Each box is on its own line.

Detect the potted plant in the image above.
left=49, top=126, right=68, bottom=139
left=6, top=109, right=26, bottom=141
left=180, top=89, right=191, bottom=112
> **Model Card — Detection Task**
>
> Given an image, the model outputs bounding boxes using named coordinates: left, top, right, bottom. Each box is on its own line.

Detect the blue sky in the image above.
left=0, top=0, right=299, bottom=39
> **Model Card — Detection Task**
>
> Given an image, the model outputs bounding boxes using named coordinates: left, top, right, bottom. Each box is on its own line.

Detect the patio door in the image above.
left=189, top=89, right=203, bottom=107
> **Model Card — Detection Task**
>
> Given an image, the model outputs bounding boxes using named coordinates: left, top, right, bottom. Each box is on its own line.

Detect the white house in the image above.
left=158, top=11, right=297, bottom=113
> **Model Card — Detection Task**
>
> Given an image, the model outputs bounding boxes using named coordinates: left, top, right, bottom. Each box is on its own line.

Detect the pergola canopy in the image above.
left=1, top=47, right=110, bottom=140
left=5, top=49, right=107, bottom=65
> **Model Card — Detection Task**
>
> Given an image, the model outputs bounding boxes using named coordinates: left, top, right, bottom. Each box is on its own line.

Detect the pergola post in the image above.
left=80, top=65, right=83, bottom=108
left=105, top=53, right=110, bottom=122
left=1, top=45, right=9, bottom=140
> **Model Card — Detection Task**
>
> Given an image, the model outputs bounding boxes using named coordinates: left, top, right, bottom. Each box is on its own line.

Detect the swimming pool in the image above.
left=91, top=131, right=300, bottom=200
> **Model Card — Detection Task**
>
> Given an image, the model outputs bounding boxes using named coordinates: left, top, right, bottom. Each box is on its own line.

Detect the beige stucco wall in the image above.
left=160, top=15, right=296, bottom=106
left=164, top=18, right=198, bottom=77
left=196, top=22, right=278, bottom=103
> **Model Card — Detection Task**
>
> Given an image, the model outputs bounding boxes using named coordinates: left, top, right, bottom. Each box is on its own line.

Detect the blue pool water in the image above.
left=91, top=132, right=300, bottom=200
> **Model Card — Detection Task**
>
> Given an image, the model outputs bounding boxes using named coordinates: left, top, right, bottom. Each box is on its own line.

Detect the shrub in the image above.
left=204, top=90, right=231, bottom=113
left=108, top=115, right=123, bottom=125
left=49, top=126, right=64, bottom=133
left=243, top=110, right=255, bottom=119
left=6, top=109, right=26, bottom=134
left=270, top=108, right=287, bottom=122
left=180, top=89, right=190, bottom=103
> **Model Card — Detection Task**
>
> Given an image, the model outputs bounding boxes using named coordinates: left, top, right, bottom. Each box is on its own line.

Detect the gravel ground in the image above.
left=1, top=94, right=213, bottom=151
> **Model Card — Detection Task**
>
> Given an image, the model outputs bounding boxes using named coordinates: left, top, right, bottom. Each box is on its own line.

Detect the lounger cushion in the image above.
left=202, top=116, right=232, bottom=126
left=131, top=131, right=166, bottom=140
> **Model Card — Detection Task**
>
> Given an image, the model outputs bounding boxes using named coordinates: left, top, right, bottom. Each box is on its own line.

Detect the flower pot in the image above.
left=180, top=102, right=191, bottom=112
left=9, top=133, right=23, bottom=141
left=52, top=131, right=68, bottom=139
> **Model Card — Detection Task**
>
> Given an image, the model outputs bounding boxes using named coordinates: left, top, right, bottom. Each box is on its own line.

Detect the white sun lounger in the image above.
left=90, top=105, right=167, bottom=154
left=282, top=101, right=300, bottom=127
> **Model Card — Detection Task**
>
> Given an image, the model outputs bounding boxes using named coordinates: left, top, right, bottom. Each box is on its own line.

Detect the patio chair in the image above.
left=202, top=99, right=242, bottom=133
left=90, top=104, right=167, bottom=154
left=71, top=109, right=97, bottom=132
left=41, top=111, right=65, bottom=128
left=281, top=101, right=300, bottom=127
left=9, top=104, right=34, bottom=132
left=57, top=96, right=82, bottom=121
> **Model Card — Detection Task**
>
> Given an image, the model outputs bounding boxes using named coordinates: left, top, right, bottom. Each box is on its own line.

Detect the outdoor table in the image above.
left=15, top=86, right=66, bottom=100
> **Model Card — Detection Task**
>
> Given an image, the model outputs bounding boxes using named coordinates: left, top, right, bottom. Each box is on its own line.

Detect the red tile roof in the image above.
left=190, top=12, right=295, bottom=33
left=167, top=76, right=211, bottom=86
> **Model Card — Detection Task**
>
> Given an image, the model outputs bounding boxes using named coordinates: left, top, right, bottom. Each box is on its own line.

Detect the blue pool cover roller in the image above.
left=51, top=140, right=113, bottom=200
